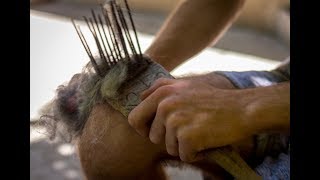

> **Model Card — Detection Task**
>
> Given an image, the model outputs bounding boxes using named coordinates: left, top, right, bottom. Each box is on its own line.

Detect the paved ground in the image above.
left=30, top=1, right=289, bottom=180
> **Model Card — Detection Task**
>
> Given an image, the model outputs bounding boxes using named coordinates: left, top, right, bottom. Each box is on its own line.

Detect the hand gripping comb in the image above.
left=72, top=1, right=261, bottom=179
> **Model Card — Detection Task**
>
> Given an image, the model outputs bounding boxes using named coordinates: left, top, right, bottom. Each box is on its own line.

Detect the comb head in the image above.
left=72, top=0, right=143, bottom=78
left=100, top=55, right=173, bottom=117
left=39, top=0, right=170, bottom=143
left=67, top=3, right=261, bottom=179
left=72, top=0, right=175, bottom=117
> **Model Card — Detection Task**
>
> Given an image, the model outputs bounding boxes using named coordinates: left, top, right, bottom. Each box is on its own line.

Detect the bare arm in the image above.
left=145, top=0, right=245, bottom=71
left=243, top=82, right=290, bottom=135
left=129, top=76, right=290, bottom=161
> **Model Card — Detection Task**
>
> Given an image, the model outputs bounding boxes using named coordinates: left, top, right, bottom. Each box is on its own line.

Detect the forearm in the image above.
left=145, top=0, right=245, bottom=71
left=214, top=60, right=290, bottom=135
left=185, top=74, right=290, bottom=135
left=179, top=72, right=236, bottom=89
left=240, top=82, right=290, bottom=135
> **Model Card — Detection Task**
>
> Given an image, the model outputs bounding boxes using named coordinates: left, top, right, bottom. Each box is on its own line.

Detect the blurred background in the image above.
left=30, top=0, right=290, bottom=179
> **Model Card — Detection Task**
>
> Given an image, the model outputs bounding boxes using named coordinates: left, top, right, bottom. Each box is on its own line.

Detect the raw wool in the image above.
left=100, top=61, right=128, bottom=98
left=37, top=55, right=147, bottom=143
left=38, top=63, right=106, bottom=143
left=99, top=55, right=151, bottom=99
left=37, top=0, right=146, bottom=143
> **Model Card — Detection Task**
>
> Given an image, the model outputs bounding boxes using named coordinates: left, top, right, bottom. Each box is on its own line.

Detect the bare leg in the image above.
left=77, top=103, right=167, bottom=180
left=77, top=103, right=256, bottom=180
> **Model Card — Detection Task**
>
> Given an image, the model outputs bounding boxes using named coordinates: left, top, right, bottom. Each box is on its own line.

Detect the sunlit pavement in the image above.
left=30, top=8, right=289, bottom=180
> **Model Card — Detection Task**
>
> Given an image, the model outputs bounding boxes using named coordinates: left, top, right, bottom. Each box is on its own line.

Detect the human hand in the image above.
left=128, top=75, right=253, bottom=162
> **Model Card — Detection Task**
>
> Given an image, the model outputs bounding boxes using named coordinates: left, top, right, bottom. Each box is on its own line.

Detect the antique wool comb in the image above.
left=71, top=0, right=261, bottom=179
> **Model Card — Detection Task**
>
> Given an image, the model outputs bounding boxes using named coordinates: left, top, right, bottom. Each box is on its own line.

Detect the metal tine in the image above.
left=116, top=4, right=137, bottom=57
left=72, top=0, right=144, bottom=77
left=97, top=14, right=117, bottom=65
left=83, top=17, right=105, bottom=61
left=78, top=28, right=103, bottom=76
left=100, top=3, right=122, bottom=62
left=109, top=0, right=130, bottom=60
left=71, top=19, right=102, bottom=77
left=123, top=0, right=142, bottom=58
left=71, top=19, right=93, bottom=59
left=87, top=17, right=109, bottom=67
left=91, top=9, right=113, bottom=66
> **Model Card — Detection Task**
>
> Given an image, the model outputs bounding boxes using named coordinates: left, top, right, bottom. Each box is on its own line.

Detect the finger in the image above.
left=128, top=98, right=157, bottom=137
left=165, top=126, right=179, bottom=156
left=128, top=86, right=170, bottom=137
left=140, top=78, right=175, bottom=100
left=149, top=111, right=166, bottom=144
left=178, top=136, right=197, bottom=163
left=178, top=131, right=206, bottom=162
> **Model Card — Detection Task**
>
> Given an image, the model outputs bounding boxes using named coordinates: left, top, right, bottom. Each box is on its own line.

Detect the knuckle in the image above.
left=165, top=97, right=179, bottom=106
left=157, top=97, right=182, bottom=120
left=157, top=101, right=169, bottom=115
left=177, top=130, right=193, bottom=145
left=163, top=97, right=182, bottom=109
left=166, top=112, right=185, bottom=129
left=156, top=85, right=174, bottom=97
left=157, top=100, right=167, bottom=110
left=166, top=119, right=177, bottom=130
left=153, top=77, right=172, bottom=87
left=157, top=97, right=175, bottom=113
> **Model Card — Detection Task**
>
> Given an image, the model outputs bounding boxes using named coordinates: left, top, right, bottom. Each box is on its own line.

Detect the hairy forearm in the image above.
left=184, top=72, right=290, bottom=135
left=185, top=74, right=290, bottom=136
left=241, top=82, right=290, bottom=135
left=145, top=0, right=245, bottom=71
left=179, top=72, right=236, bottom=89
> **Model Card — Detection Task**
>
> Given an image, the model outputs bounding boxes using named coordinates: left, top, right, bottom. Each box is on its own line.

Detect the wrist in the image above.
left=206, top=72, right=237, bottom=89
left=228, top=89, right=261, bottom=137
left=179, top=72, right=236, bottom=89
left=240, top=84, right=290, bottom=135
left=239, top=88, right=265, bottom=135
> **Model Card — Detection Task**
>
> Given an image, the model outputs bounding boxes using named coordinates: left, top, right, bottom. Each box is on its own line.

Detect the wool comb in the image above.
left=71, top=1, right=261, bottom=179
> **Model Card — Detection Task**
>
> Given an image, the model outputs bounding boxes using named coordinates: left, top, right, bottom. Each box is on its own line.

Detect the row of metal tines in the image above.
left=72, top=0, right=142, bottom=77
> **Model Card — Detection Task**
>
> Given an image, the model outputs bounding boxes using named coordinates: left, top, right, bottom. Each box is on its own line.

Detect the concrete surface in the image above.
left=30, top=2, right=289, bottom=179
